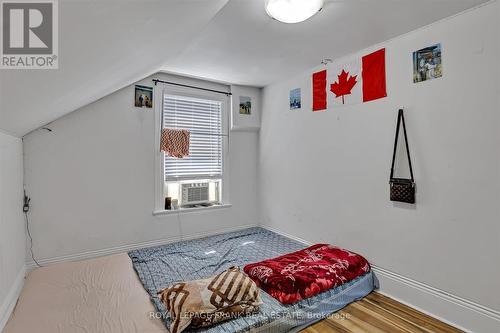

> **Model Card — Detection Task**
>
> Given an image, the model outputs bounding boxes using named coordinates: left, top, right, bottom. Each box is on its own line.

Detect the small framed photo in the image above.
left=239, top=96, right=251, bottom=115
left=135, top=85, right=153, bottom=108
left=289, top=88, right=301, bottom=110
left=413, top=43, right=442, bottom=83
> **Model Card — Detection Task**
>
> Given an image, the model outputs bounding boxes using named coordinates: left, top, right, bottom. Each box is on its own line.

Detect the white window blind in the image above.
left=163, top=94, right=223, bottom=179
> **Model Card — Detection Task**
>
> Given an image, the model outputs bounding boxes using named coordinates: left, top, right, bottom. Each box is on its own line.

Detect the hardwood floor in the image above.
left=301, top=292, right=464, bottom=333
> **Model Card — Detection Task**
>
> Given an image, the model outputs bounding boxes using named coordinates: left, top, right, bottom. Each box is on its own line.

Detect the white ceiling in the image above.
left=0, top=0, right=488, bottom=137
left=163, top=0, right=488, bottom=86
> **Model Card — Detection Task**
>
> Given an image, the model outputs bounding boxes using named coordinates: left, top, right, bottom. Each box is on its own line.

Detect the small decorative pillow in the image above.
left=158, top=267, right=262, bottom=333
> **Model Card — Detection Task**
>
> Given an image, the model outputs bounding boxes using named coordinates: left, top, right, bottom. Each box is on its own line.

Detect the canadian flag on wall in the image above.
left=312, top=48, right=387, bottom=111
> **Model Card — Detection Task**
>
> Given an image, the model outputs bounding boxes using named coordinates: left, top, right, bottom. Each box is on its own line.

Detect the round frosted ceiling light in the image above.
left=265, top=0, right=324, bottom=24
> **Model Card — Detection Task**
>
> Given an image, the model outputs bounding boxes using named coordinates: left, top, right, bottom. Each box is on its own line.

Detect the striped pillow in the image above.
left=158, top=267, right=262, bottom=333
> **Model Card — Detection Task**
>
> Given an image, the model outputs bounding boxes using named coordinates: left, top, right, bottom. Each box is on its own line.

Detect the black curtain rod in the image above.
left=152, top=79, right=232, bottom=96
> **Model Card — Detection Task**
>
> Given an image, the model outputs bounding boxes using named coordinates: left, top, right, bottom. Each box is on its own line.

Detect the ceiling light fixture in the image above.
left=265, top=0, right=324, bottom=24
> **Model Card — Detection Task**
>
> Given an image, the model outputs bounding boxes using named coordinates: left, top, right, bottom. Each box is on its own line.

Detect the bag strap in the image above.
left=390, top=109, right=414, bottom=181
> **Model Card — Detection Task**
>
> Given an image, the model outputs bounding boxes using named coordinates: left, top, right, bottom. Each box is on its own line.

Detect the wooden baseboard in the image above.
left=0, top=266, right=26, bottom=332
left=262, top=225, right=500, bottom=333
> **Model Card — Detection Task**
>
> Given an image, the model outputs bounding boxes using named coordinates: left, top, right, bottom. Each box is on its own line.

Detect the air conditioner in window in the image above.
left=180, top=182, right=215, bottom=207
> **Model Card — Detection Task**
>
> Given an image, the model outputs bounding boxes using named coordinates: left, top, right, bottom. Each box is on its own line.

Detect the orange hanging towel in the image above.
left=160, top=128, right=190, bottom=158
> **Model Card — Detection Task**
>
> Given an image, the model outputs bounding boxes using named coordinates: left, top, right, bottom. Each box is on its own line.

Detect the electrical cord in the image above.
left=24, top=211, right=41, bottom=267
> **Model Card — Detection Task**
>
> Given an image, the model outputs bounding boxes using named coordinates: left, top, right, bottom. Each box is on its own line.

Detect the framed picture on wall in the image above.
left=135, top=85, right=153, bottom=108
left=289, top=88, right=301, bottom=110
left=413, top=43, right=442, bottom=83
left=231, top=85, right=260, bottom=131
left=239, top=96, right=251, bottom=115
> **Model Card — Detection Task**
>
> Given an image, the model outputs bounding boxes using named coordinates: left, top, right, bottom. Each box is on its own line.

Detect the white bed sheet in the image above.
left=3, top=253, right=167, bottom=333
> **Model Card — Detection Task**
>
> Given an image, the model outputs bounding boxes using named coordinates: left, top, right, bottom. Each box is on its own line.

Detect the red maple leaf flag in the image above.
left=312, top=48, right=386, bottom=109
left=330, top=70, right=358, bottom=104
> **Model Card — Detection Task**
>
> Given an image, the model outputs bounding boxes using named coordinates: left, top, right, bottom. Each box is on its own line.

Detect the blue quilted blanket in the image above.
left=129, top=227, right=375, bottom=333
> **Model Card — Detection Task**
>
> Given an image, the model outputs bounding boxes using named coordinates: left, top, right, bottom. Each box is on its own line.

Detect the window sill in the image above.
left=153, top=204, right=232, bottom=216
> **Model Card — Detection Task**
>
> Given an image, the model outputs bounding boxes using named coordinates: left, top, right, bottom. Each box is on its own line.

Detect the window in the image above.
left=163, top=95, right=223, bottom=179
left=160, top=92, right=227, bottom=209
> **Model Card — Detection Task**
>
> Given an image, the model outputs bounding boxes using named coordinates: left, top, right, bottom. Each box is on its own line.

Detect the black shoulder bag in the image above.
left=389, top=109, right=416, bottom=204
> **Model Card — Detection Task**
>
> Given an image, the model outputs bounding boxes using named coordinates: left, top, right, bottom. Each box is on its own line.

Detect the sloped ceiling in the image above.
left=0, top=0, right=229, bottom=137
left=0, top=0, right=489, bottom=137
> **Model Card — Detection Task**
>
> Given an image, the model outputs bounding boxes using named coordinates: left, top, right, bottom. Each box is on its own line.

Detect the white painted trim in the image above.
left=26, top=224, right=257, bottom=271
left=153, top=204, right=232, bottom=216
left=153, top=79, right=164, bottom=212
left=260, top=225, right=500, bottom=333
left=153, top=81, right=231, bottom=211
left=372, top=266, right=500, bottom=333
left=0, top=265, right=26, bottom=332
left=374, top=288, right=472, bottom=332
left=372, top=265, right=500, bottom=322
left=263, top=225, right=314, bottom=246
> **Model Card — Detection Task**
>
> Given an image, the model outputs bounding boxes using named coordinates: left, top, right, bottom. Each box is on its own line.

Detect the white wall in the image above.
left=259, top=1, right=499, bottom=332
left=0, top=131, right=25, bottom=331
left=23, top=73, right=259, bottom=262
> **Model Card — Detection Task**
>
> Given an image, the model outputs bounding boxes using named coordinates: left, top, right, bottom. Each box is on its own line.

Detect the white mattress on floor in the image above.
left=3, top=253, right=168, bottom=333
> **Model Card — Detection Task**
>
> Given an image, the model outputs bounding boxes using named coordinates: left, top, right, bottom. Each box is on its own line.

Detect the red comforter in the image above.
left=243, top=244, right=370, bottom=304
